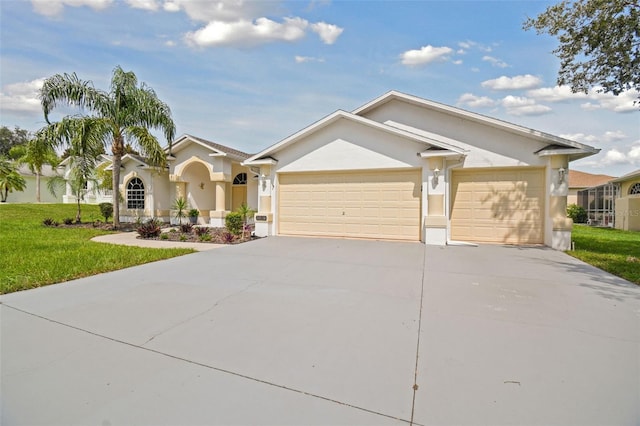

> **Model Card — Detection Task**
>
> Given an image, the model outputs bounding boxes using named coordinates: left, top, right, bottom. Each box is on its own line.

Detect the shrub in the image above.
left=99, top=202, right=113, bottom=222
left=222, top=231, right=235, bottom=243
left=179, top=223, right=193, bottom=233
left=179, top=234, right=187, bottom=242
left=567, top=204, right=587, bottom=223
left=63, top=217, right=74, bottom=225
left=199, top=233, right=212, bottom=242
left=42, top=217, right=58, bottom=227
left=136, top=218, right=162, bottom=239
left=160, top=233, right=169, bottom=240
left=225, top=212, right=243, bottom=236
left=194, top=227, right=210, bottom=237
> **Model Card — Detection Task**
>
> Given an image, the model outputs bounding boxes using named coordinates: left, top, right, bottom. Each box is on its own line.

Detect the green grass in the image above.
left=0, top=203, right=195, bottom=294
left=569, top=225, right=640, bottom=285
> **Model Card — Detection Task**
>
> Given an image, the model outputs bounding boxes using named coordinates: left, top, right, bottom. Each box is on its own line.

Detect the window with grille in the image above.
left=233, top=173, right=247, bottom=185
left=629, top=183, right=640, bottom=195
left=127, top=177, right=145, bottom=209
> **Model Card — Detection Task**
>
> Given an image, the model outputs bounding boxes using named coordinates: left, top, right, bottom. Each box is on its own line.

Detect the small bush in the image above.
left=179, top=234, right=187, bottom=242
left=194, top=227, right=210, bottom=237
left=169, top=228, right=177, bottom=233
left=225, top=212, right=243, bottom=236
left=222, top=231, right=235, bottom=243
left=63, top=217, right=74, bottom=225
left=199, top=233, right=212, bottom=242
left=99, top=202, right=113, bottom=222
left=42, top=217, right=59, bottom=227
left=160, top=233, right=169, bottom=240
left=567, top=204, right=587, bottom=223
left=179, top=223, right=193, bottom=233
left=136, top=218, right=162, bottom=239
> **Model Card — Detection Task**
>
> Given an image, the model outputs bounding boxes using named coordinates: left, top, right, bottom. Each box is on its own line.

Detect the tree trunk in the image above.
left=35, top=172, right=41, bottom=203
left=76, top=197, right=81, bottom=223
left=112, top=154, right=121, bottom=228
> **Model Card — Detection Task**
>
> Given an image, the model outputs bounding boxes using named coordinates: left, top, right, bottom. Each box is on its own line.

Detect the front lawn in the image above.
left=569, top=225, right=640, bottom=285
left=0, top=204, right=194, bottom=294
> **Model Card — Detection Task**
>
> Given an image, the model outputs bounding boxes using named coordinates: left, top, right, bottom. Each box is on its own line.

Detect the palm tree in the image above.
left=43, top=117, right=108, bottom=222
left=9, top=135, right=60, bottom=202
left=0, top=156, right=27, bottom=202
left=40, top=66, right=175, bottom=227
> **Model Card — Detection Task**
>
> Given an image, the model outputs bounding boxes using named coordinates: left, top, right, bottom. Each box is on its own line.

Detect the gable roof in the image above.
left=569, top=170, right=616, bottom=188
left=610, top=169, right=640, bottom=183
left=170, top=134, right=251, bottom=162
left=244, top=110, right=466, bottom=164
left=353, top=91, right=599, bottom=160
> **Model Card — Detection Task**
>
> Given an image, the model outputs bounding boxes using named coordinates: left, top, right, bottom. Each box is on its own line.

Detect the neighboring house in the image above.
left=11, top=164, right=62, bottom=203
left=60, top=154, right=113, bottom=205
left=111, top=91, right=600, bottom=250
left=612, top=170, right=640, bottom=231
left=115, top=134, right=256, bottom=226
left=567, top=170, right=615, bottom=205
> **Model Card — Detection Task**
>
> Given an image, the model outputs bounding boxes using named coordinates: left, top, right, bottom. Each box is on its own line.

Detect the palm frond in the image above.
left=39, top=72, right=111, bottom=123
left=124, top=126, right=166, bottom=167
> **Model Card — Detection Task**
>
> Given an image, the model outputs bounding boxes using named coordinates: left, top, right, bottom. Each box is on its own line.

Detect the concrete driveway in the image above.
left=1, top=237, right=639, bottom=425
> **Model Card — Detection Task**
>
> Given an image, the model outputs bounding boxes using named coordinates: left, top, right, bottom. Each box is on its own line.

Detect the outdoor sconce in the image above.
left=558, top=167, right=566, bottom=183
left=260, top=174, right=267, bottom=191
left=432, top=168, right=440, bottom=185
left=199, top=182, right=205, bottom=189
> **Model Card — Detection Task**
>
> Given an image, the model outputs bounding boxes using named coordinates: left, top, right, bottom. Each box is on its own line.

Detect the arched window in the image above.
left=233, top=173, right=247, bottom=185
left=629, top=183, right=640, bottom=195
left=127, top=177, right=145, bottom=209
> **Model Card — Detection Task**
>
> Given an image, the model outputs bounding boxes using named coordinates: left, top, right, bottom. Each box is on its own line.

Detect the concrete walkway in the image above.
left=91, top=231, right=224, bottom=251
left=2, top=237, right=639, bottom=425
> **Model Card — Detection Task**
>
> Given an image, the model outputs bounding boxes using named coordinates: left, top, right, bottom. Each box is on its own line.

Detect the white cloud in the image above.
left=527, top=85, right=587, bottom=102
left=0, top=78, right=44, bottom=114
left=126, top=0, right=159, bottom=11
left=295, top=55, right=325, bottom=63
left=160, top=0, right=270, bottom=22
left=457, top=93, right=496, bottom=108
left=482, top=74, right=542, bottom=91
left=561, top=130, right=627, bottom=145
left=501, top=95, right=551, bottom=116
left=581, top=89, right=638, bottom=113
left=185, top=17, right=309, bottom=48
left=400, top=45, right=453, bottom=66
left=482, top=55, right=508, bottom=68
left=31, top=0, right=112, bottom=17
left=162, top=1, right=179, bottom=12
left=452, top=59, right=463, bottom=65
left=310, top=22, right=343, bottom=45
left=165, top=40, right=176, bottom=47
left=529, top=85, right=637, bottom=113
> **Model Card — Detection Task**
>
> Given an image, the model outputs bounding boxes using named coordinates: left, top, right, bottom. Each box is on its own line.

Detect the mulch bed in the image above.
left=146, top=226, right=257, bottom=244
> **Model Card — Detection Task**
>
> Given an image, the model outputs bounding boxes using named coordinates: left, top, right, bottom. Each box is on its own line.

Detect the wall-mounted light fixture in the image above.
left=558, top=167, right=566, bottom=183
left=199, top=182, right=205, bottom=189
left=432, top=168, right=440, bottom=185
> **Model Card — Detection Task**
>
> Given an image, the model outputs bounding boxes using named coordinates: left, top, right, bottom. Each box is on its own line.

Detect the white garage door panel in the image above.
left=451, top=168, right=545, bottom=244
left=278, top=170, right=421, bottom=241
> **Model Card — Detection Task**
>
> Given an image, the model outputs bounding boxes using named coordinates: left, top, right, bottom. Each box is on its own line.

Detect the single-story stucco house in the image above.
left=567, top=169, right=616, bottom=206
left=110, top=91, right=600, bottom=250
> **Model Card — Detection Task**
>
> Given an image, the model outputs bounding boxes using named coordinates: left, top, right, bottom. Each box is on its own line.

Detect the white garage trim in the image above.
left=278, top=169, right=422, bottom=241
left=450, top=167, right=545, bottom=244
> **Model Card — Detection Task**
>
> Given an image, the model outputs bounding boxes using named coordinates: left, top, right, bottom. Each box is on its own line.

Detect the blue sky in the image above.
left=1, top=0, right=638, bottom=176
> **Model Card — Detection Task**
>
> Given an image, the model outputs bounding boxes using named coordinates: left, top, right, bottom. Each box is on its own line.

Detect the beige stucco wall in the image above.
left=615, top=197, right=640, bottom=231
left=360, top=99, right=551, bottom=168
left=6, top=175, right=61, bottom=203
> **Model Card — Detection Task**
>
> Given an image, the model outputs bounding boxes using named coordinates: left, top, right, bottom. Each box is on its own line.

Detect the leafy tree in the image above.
left=524, top=0, right=640, bottom=99
left=40, top=65, right=175, bottom=227
left=9, top=135, right=60, bottom=202
left=0, top=126, right=30, bottom=156
left=0, top=156, right=27, bottom=202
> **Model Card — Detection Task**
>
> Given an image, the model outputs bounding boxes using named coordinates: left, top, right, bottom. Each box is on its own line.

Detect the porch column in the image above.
left=424, top=157, right=447, bottom=245
left=549, top=155, right=572, bottom=250
left=210, top=180, right=230, bottom=227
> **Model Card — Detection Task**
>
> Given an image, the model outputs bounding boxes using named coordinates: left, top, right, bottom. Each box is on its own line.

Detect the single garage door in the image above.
left=278, top=169, right=421, bottom=241
left=451, top=168, right=545, bottom=244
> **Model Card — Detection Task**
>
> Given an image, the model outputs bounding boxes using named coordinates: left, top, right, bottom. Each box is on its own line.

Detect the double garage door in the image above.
left=450, top=168, right=545, bottom=244
left=278, top=170, right=421, bottom=241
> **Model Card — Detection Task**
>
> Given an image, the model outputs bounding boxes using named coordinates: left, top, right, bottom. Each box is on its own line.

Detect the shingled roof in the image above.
left=569, top=170, right=616, bottom=189
left=177, top=134, right=251, bottom=161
